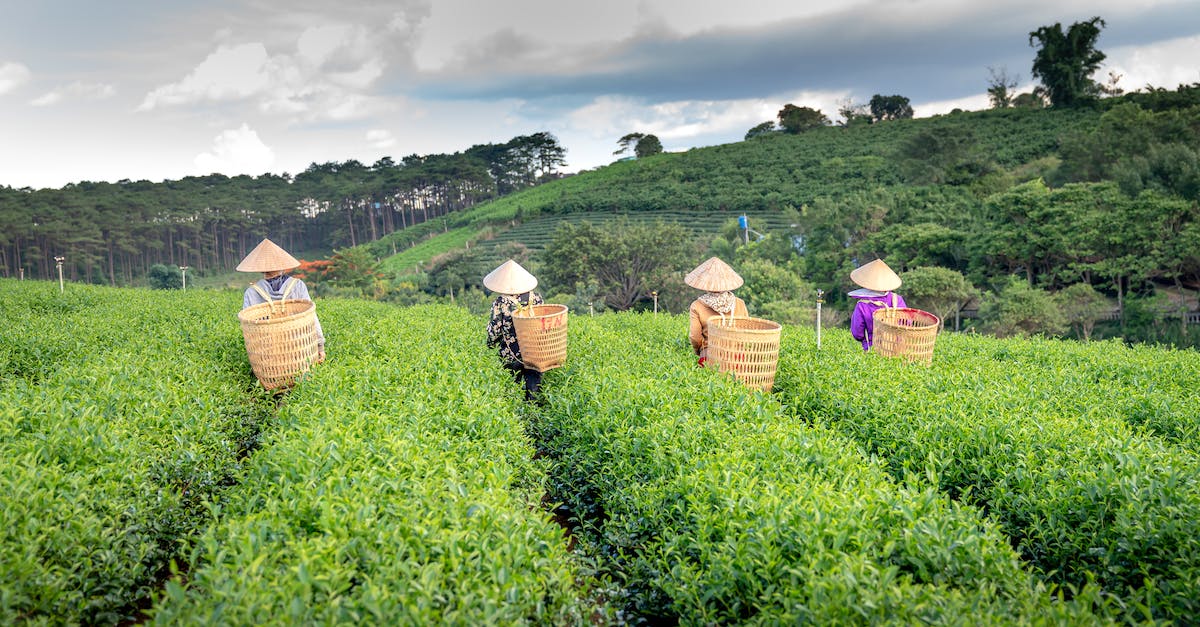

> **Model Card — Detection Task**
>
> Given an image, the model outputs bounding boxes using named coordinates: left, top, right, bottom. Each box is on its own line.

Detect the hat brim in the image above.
left=236, top=239, right=300, bottom=273
left=684, top=257, right=744, bottom=292
left=483, top=260, right=538, bottom=294
left=850, top=259, right=901, bottom=292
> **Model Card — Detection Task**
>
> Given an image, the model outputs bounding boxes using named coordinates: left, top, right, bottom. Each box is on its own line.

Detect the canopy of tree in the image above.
left=1029, top=16, right=1107, bottom=107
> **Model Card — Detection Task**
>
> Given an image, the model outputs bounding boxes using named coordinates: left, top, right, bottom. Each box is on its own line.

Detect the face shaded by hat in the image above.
left=850, top=259, right=901, bottom=292
left=685, top=257, right=743, bottom=292
left=236, top=238, right=300, bottom=273
left=483, top=259, right=538, bottom=295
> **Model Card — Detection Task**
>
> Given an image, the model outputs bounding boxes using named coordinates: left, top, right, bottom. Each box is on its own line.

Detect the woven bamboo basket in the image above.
left=238, top=299, right=320, bottom=390
left=706, top=316, right=783, bottom=392
left=872, top=307, right=940, bottom=366
left=513, top=304, right=569, bottom=372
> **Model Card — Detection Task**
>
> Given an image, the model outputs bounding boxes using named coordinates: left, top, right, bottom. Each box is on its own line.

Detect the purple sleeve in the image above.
left=850, top=302, right=868, bottom=340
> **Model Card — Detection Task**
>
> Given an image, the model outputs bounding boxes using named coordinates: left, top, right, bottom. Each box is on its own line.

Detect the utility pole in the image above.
left=816, top=289, right=825, bottom=350
left=54, top=256, right=65, bottom=293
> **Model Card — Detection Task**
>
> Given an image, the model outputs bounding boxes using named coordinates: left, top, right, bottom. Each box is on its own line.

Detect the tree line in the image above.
left=0, top=132, right=566, bottom=284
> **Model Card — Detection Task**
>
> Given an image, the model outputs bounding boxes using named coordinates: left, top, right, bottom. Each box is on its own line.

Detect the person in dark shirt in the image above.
left=484, top=259, right=544, bottom=402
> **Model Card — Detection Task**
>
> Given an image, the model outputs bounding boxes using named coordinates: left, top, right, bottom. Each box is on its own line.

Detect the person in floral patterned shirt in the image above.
left=484, top=259, right=544, bottom=402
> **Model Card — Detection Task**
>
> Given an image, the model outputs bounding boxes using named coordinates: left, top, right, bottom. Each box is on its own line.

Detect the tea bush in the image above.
left=0, top=279, right=273, bottom=624
left=776, top=326, right=1200, bottom=622
left=150, top=302, right=600, bottom=624
left=532, top=313, right=1102, bottom=624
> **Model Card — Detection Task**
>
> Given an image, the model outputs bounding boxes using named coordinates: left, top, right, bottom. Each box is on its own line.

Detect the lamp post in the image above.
left=815, top=289, right=825, bottom=350
left=651, top=291, right=659, bottom=314
left=54, top=256, right=65, bottom=293
left=179, top=265, right=189, bottom=291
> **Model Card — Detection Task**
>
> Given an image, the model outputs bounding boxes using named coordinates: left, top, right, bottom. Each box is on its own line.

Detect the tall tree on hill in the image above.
left=614, top=132, right=644, bottom=155
left=635, top=134, right=663, bottom=158
left=744, top=121, right=777, bottom=140
left=837, top=98, right=872, bottom=126
left=1029, top=16, right=1107, bottom=107
left=868, top=95, right=913, bottom=122
left=528, top=131, right=568, bottom=179
left=986, top=66, right=1020, bottom=109
left=614, top=132, right=663, bottom=158
left=777, top=104, right=830, bottom=133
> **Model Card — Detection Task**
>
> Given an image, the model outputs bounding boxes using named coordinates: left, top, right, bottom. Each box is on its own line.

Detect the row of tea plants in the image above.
left=149, top=301, right=603, bottom=623
left=530, top=313, right=1106, bottom=623
left=8, top=277, right=1200, bottom=624
left=0, top=280, right=274, bottom=623
left=775, top=326, right=1200, bottom=623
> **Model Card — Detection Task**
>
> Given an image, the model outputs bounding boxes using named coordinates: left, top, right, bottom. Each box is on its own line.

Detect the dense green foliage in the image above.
left=776, top=329, right=1200, bottom=623
left=541, top=218, right=693, bottom=311
left=152, top=302, right=598, bottom=624
left=533, top=314, right=1104, bottom=623
left=0, top=280, right=273, bottom=623
left=6, top=282, right=1200, bottom=623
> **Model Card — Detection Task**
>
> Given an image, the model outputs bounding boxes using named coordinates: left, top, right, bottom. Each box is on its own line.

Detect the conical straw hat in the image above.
left=236, top=238, right=300, bottom=273
left=483, top=259, right=538, bottom=294
left=684, top=257, right=743, bottom=291
left=850, top=258, right=901, bottom=292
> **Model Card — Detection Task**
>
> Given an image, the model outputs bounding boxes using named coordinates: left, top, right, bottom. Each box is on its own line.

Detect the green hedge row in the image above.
left=776, top=326, right=1200, bottom=622
left=533, top=313, right=1101, bottom=624
left=150, top=303, right=600, bottom=624
left=0, top=280, right=272, bottom=624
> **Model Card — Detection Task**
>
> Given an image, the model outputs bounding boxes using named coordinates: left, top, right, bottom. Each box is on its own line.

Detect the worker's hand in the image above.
left=316, top=347, right=326, bottom=364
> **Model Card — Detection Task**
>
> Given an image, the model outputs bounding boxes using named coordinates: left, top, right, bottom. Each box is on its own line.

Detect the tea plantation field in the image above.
left=2, top=278, right=1198, bottom=624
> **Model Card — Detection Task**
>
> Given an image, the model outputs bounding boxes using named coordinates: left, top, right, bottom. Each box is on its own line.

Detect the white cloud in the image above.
left=0, top=61, right=32, bottom=94
left=139, top=43, right=272, bottom=110
left=565, top=90, right=849, bottom=142
left=136, top=23, right=392, bottom=122
left=1105, top=34, right=1200, bottom=92
left=366, top=128, right=397, bottom=149
left=913, top=92, right=993, bottom=117
left=30, top=81, right=116, bottom=107
left=194, top=124, right=275, bottom=176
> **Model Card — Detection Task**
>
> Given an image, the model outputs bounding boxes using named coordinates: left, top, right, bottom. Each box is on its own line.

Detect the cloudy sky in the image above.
left=2, top=0, right=1198, bottom=190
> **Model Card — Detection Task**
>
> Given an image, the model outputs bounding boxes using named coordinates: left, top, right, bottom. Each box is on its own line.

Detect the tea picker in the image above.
left=236, top=238, right=325, bottom=390
left=686, top=257, right=783, bottom=391
left=848, top=258, right=940, bottom=365
left=484, top=259, right=568, bottom=403
left=848, top=259, right=906, bottom=352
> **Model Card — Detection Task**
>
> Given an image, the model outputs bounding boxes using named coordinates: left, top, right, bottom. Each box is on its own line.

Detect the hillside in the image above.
left=363, top=88, right=1200, bottom=346
left=371, top=105, right=1100, bottom=257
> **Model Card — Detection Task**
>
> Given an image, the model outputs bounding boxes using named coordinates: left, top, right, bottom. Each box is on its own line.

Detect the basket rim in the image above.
left=706, top=315, right=782, bottom=332
left=513, top=303, right=569, bottom=319
left=873, top=307, right=940, bottom=326
left=238, top=299, right=315, bottom=324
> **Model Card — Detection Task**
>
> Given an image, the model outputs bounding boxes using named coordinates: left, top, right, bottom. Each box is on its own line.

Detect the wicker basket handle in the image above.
left=250, top=278, right=300, bottom=316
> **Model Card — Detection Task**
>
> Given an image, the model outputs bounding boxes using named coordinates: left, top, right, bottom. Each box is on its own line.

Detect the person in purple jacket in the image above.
left=848, top=259, right=905, bottom=351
